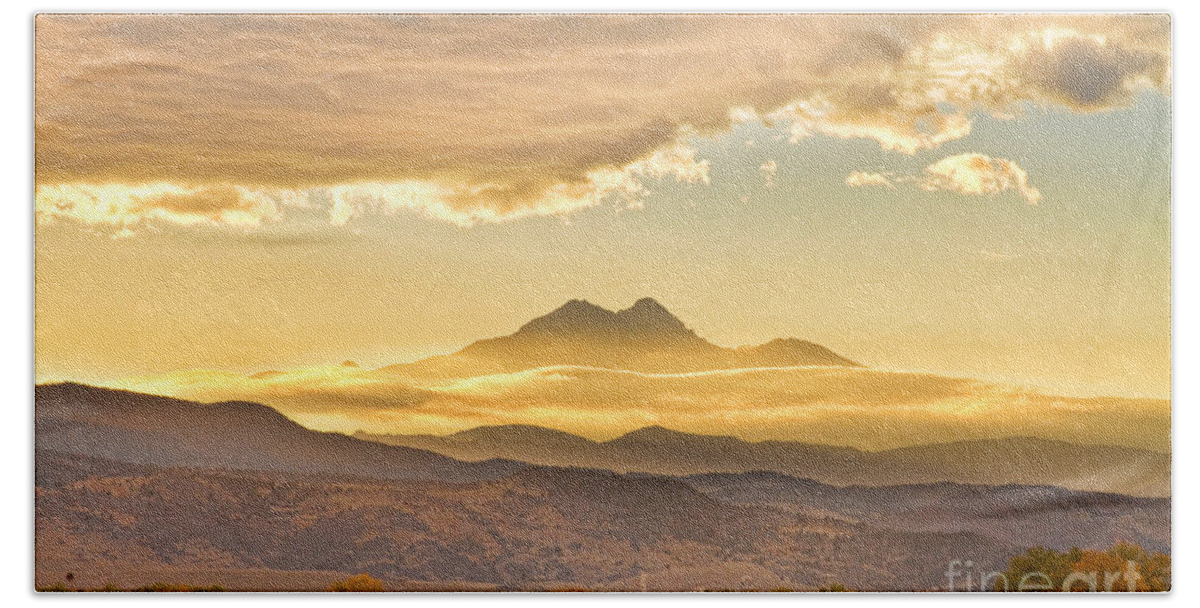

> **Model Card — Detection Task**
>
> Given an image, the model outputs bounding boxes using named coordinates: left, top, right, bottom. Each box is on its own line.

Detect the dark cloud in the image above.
left=1021, top=35, right=1167, bottom=109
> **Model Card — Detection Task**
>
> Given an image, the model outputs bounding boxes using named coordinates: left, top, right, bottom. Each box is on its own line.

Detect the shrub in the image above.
left=1000, top=543, right=1170, bottom=592
left=328, top=573, right=385, bottom=592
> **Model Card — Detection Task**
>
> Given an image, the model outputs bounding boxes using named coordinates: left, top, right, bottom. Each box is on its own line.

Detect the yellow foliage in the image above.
left=327, top=573, right=385, bottom=592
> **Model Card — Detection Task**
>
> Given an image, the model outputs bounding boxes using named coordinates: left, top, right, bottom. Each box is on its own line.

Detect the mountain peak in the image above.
left=609, top=425, right=744, bottom=446
left=433, top=297, right=859, bottom=375
left=543, top=299, right=612, bottom=319
left=615, top=297, right=689, bottom=334
left=450, top=424, right=592, bottom=446
left=608, top=425, right=687, bottom=443
left=630, top=296, right=666, bottom=310
left=515, top=299, right=620, bottom=335
left=741, top=337, right=863, bottom=367
left=560, top=298, right=603, bottom=311
left=514, top=297, right=693, bottom=339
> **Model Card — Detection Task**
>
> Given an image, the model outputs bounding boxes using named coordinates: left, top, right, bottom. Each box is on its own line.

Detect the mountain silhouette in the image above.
left=358, top=423, right=1170, bottom=497
left=514, top=298, right=695, bottom=339
left=384, top=298, right=860, bottom=378
left=35, top=382, right=522, bottom=483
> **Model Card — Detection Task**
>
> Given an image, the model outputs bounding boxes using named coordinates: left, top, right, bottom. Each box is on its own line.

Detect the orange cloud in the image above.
left=34, top=183, right=281, bottom=234
left=920, top=153, right=1043, bottom=205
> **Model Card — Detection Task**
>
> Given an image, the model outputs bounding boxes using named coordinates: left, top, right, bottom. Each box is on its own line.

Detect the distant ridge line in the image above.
left=382, top=297, right=862, bottom=377
left=356, top=421, right=1171, bottom=497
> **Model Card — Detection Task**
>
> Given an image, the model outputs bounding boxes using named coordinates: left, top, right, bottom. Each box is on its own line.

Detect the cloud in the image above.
left=758, top=160, right=777, bottom=188
left=771, top=97, right=974, bottom=155
left=34, top=183, right=281, bottom=234
left=845, top=154, right=1042, bottom=205
left=1011, top=28, right=1170, bottom=110
left=35, top=14, right=1166, bottom=232
left=845, top=171, right=895, bottom=188
left=320, top=139, right=709, bottom=227
left=764, top=23, right=1169, bottom=154
left=35, top=141, right=711, bottom=232
left=34, top=142, right=709, bottom=233
left=920, top=153, right=1042, bottom=205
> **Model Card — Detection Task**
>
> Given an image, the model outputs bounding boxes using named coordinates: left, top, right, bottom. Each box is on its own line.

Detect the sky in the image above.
left=35, top=13, right=1171, bottom=400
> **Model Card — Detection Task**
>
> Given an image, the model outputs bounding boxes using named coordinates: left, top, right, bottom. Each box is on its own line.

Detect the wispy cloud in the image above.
left=321, top=140, right=711, bottom=227
left=845, top=171, right=896, bottom=189
left=35, top=183, right=282, bottom=235
left=758, top=160, right=778, bottom=188
left=846, top=154, right=1042, bottom=205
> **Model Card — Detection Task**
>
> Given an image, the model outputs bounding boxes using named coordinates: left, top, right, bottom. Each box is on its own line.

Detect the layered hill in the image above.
left=35, top=382, right=523, bottom=483
left=357, top=424, right=1171, bottom=497
left=685, top=471, right=1169, bottom=552
left=36, top=449, right=1168, bottom=591
left=35, top=383, right=1170, bottom=591
left=381, top=297, right=860, bottom=378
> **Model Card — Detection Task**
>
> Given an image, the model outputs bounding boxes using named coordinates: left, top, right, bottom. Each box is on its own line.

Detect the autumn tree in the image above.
left=999, top=543, right=1169, bottom=592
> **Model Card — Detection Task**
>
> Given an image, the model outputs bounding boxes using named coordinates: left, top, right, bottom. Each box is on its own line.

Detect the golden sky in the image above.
left=36, top=14, right=1171, bottom=406
left=109, top=363, right=1170, bottom=452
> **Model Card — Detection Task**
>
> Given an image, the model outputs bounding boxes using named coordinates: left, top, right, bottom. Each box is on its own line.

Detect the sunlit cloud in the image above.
left=771, top=97, right=974, bottom=155
left=766, top=25, right=1168, bottom=155
left=325, top=138, right=710, bottom=227
left=34, top=183, right=282, bottom=235
left=920, top=153, right=1042, bottom=205
left=35, top=14, right=1167, bottom=233
left=35, top=140, right=710, bottom=232
left=845, top=154, right=1042, bottom=205
left=845, top=171, right=895, bottom=188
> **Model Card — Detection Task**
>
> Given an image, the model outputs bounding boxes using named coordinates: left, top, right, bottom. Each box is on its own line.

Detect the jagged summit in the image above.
left=515, top=297, right=694, bottom=339
left=516, top=299, right=620, bottom=335
left=615, top=297, right=689, bottom=334
left=387, top=297, right=861, bottom=377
